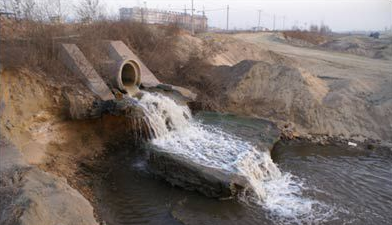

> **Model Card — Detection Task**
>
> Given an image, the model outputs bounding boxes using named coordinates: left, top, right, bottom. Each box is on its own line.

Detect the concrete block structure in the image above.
left=59, top=44, right=115, bottom=101
left=105, top=40, right=160, bottom=88
left=60, top=41, right=195, bottom=104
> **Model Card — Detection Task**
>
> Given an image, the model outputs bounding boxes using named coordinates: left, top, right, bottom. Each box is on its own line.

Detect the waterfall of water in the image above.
left=136, top=91, right=332, bottom=223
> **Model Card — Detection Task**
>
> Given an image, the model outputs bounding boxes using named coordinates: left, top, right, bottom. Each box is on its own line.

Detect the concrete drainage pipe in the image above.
left=112, top=59, right=141, bottom=95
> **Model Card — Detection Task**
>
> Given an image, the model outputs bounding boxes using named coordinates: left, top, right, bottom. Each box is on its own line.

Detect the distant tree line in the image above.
left=0, top=0, right=106, bottom=22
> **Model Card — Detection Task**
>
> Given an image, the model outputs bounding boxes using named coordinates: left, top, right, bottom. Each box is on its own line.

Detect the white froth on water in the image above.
left=137, top=92, right=333, bottom=223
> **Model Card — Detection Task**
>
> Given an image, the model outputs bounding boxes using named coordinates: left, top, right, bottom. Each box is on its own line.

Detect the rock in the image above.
left=156, top=83, right=173, bottom=91
left=147, top=149, right=249, bottom=198
left=0, top=138, right=98, bottom=225
left=17, top=168, right=98, bottom=225
left=156, top=84, right=197, bottom=102
left=63, top=90, right=148, bottom=121
left=5, top=120, right=13, bottom=130
left=63, top=91, right=103, bottom=120
left=171, top=85, right=197, bottom=101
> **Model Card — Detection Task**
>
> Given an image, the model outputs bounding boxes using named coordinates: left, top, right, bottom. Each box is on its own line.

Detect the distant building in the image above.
left=0, top=11, right=16, bottom=20
left=252, top=27, right=268, bottom=32
left=49, top=16, right=64, bottom=24
left=119, top=7, right=208, bottom=32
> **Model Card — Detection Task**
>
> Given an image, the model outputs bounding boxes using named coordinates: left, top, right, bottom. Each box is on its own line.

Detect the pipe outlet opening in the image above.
left=122, top=63, right=137, bottom=86
left=118, top=60, right=141, bottom=95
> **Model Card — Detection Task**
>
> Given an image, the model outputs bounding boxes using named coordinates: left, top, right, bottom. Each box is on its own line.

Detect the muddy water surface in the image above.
left=98, top=112, right=392, bottom=225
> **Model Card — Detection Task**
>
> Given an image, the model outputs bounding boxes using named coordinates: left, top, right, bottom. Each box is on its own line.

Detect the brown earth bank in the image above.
left=0, top=68, right=147, bottom=224
left=176, top=32, right=392, bottom=143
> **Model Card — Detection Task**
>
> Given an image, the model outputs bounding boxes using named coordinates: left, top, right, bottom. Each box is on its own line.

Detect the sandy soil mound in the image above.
left=320, top=35, right=392, bottom=60
left=170, top=32, right=392, bottom=142
left=195, top=33, right=295, bottom=67
left=208, top=60, right=392, bottom=141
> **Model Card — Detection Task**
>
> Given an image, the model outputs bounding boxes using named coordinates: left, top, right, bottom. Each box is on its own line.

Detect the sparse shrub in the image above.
left=283, top=30, right=331, bottom=45
left=0, top=18, right=181, bottom=84
left=0, top=2, right=215, bottom=107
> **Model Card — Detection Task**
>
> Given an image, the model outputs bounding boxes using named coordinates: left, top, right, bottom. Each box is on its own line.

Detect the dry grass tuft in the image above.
left=282, top=31, right=330, bottom=45
left=0, top=19, right=181, bottom=83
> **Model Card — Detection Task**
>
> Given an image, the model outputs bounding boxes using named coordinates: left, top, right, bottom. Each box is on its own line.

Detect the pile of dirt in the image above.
left=195, top=33, right=295, bottom=67
left=206, top=59, right=392, bottom=142
left=320, top=35, right=392, bottom=60
left=180, top=32, right=392, bottom=142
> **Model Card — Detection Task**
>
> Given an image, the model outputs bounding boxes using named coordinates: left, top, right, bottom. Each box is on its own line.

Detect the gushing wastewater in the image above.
left=135, top=92, right=333, bottom=223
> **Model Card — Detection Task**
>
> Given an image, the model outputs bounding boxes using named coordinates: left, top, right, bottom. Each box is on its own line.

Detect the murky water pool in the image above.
left=97, top=112, right=392, bottom=225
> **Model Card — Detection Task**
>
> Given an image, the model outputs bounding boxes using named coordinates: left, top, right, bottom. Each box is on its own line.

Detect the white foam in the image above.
left=137, top=92, right=333, bottom=223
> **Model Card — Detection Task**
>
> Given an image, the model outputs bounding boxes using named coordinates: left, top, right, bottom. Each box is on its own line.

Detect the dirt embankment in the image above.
left=208, top=60, right=391, bottom=141
left=174, top=32, right=392, bottom=143
left=0, top=68, right=137, bottom=225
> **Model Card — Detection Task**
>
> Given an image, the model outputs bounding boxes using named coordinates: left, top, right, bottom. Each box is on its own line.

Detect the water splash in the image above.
left=137, top=91, right=333, bottom=223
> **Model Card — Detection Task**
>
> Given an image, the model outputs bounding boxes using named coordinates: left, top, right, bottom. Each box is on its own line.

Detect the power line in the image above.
left=202, top=8, right=226, bottom=12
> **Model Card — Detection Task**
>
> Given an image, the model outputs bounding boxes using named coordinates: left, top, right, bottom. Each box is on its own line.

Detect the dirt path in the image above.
left=233, top=32, right=392, bottom=80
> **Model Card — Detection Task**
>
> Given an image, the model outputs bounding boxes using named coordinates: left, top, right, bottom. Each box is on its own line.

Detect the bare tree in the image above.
left=1, top=0, right=22, bottom=18
left=20, top=0, right=37, bottom=20
left=1, top=0, right=44, bottom=20
left=319, top=24, right=332, bottom=35
left=291, top=25, right=300, bottom=31
left=75, top=0, right=104, bottom=22
left=309, top=24, right=319, bottom=33
left=0, top=0, right=8, bottom=11
left=41, top=0, right=69, bottom=22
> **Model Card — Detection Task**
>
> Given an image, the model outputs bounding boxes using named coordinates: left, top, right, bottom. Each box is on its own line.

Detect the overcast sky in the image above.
left=97, top=0, right=391, bottom=32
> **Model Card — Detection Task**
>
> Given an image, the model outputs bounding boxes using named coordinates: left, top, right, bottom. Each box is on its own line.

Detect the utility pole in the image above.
left=141, top=7, right=144, bottom=23
left=191, top=0, right=194, bottom=35
left=58, top=0, right=61, bottom=18
left=273, top=14, right=276, bottom=31
left=144, top=1, right=147, bottom=23
left=226, top=5, right=229, bottom=31
left=257, top=10, right=262, bottom=31
left=184, top=5, right=187, bottom=27
left=202, top=6, right=206, bottom=31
